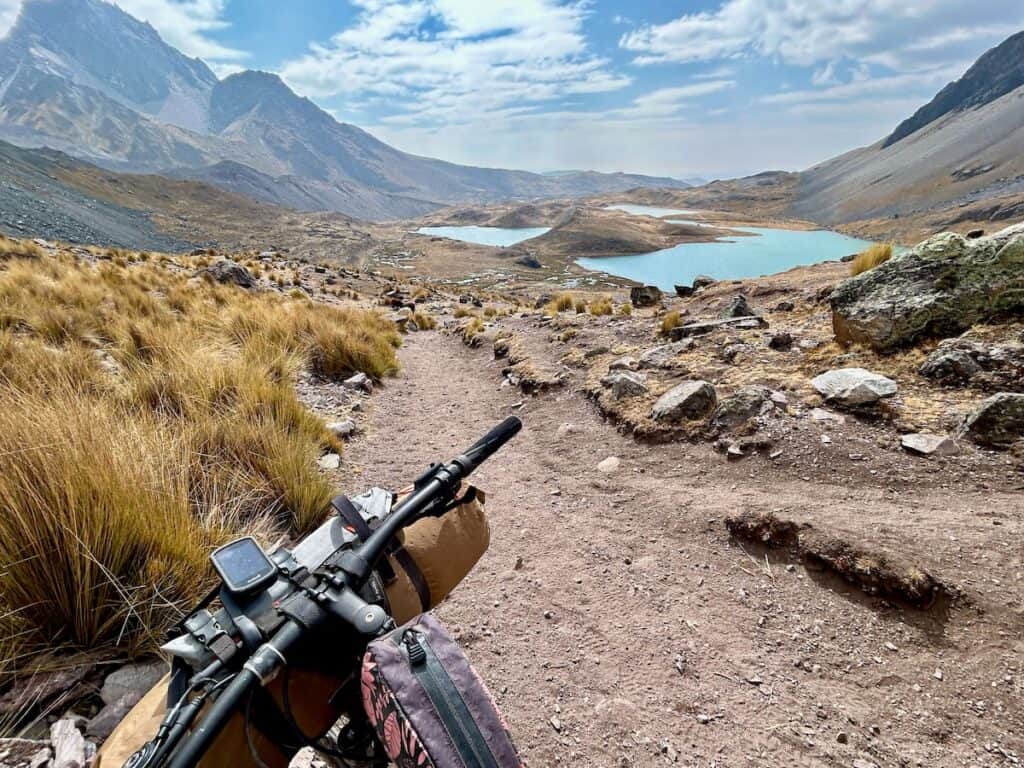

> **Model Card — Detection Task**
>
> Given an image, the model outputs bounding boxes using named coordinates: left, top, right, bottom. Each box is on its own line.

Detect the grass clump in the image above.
left=660, top=310, right=684, bottom=337
left=618, top=303, right=632, bottom=316
left=0, top=240, right=401, bottom=675
left=588, top=295, right=614, bottom=316
left=545, top=293, right=576, bottom=314
left=410, top=310, right=437, bottom=330
left=453, top=306, right=476, bottom=319
left=850, top=243, right=893, bottom=276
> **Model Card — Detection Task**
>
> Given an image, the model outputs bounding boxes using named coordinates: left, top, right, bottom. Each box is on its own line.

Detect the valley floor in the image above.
left=339, top=326, right=1023, bottom=767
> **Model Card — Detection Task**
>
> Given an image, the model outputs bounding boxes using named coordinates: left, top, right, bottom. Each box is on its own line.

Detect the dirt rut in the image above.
left=341, top=329, right=1024, bottom=768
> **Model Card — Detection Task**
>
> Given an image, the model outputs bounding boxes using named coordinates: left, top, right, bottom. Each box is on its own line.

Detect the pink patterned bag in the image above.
left=361, top=614, right=523, bottom=768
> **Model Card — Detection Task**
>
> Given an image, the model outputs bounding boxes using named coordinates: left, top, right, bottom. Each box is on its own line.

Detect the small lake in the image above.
left=603, top=204, right=697, bottom=218
left=416, top=225, right=549, bottom=247
left=577, top=225, right=875, bottom=290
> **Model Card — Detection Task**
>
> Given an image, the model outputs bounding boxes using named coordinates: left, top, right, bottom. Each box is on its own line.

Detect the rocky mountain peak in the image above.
left=1, top=0, right=217, bottom=131
left=884, top=29, right=1024, bottom=147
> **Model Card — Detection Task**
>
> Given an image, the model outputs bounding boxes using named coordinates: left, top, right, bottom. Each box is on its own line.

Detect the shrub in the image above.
left=618, top=303, right=632, bottom=316
left=850, top=243, right=893, bottom=276
left=453, top=306, right=475, bottom=319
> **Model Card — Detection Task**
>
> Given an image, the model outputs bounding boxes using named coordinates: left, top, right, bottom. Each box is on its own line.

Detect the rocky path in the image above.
left=342, top=328, right=1024, bottom=768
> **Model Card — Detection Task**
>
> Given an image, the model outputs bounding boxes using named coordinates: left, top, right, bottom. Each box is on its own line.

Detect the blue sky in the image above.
left=11, top=0, right=1024, bottom=178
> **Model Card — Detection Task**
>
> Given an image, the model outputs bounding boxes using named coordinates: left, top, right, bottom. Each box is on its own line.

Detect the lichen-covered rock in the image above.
left=959, top=393, right=1024, bottom=448
left=600, top=371, right=649, bottom=400
left=829, top=223, right=1024, bottom=351
left=630, top=285, right=662, bottom=307
left=919, top=338, right=1024, bottom=391
left=203, top=258, right=256, bottom=288
left=650, top=380, right=716, bottom=422
left=712, top=386, right=773, bottom=431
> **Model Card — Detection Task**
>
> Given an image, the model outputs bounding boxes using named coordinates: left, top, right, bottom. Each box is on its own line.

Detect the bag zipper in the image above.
left=404, top=630, right=499, bottom=768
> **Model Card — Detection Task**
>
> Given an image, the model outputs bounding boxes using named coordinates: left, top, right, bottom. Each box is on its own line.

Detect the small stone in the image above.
left=900, top=433, right=959, bottom=457
left=768, top=332, right=793, bottom=350
left=50, top=718, right=86, bottom=768
left=544, top=610, right=554, bottom=620
left=696, top=713, right=711, bottom=724
left=934, top=668, right=943, bottom=681
left=513, top=556, right=524, bottom=570
left=326, top=420, right=357, bottom=440
left=343, top=372, right=374, bottom=393
left=608, top=356, right=638, bottom=371
left=549, top=716, right=562, bottom=732
left=836, top=731, right=849, bottom=744
left=100, top=661, right=165, bottom=706
left=556, top=423, right=578, bottom=437
left=597, top=456, right=621, bottom=473
left=318, top=453, right=341, bottom=470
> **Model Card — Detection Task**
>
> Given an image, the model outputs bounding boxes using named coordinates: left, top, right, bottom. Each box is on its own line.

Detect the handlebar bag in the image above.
left=361, top=613, right=522, bottom=768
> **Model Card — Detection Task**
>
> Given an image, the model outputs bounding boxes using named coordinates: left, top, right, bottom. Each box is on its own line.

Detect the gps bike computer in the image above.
left=210, top=537, right=277, bottom=594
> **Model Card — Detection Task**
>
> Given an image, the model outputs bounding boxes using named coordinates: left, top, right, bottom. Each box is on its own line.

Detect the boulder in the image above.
left=638, top=341, right=694, bottom=369
left=722, top=295, right=755, bottom=318
left=768, top=332, right=793, bottom=350
left=773, top=300, right=795, bottom=312
left=515, top=254, right=542, bottom=269
left=203, top=259, right=256, bottom=288
left=674, top=284, right=694, bottom=298
left=600, top=371, right=649, bottom=399
left=100, top=661, right=165, bottom=706
left=651, top=381, right=716, bottom=422
left=712, top=386, right=772, bottom=431
left=901, top=433, right=960, bottom=457
left=630, top=285, right=662, bottom=307
left=493, top=337, right=511, bottom=359
left=811, top=368, right=897, bottom=408
left=959, top=393, right=1024, bottom=448
left=692, top=275, right=716, bottom=290
left=830, top=223, right=1024, bottom=351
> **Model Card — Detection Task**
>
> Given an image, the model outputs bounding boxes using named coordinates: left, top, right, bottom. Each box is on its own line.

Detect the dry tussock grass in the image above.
left=0, top=244, right=400, bottom=675
left=850, top=243, right=892, bottom=276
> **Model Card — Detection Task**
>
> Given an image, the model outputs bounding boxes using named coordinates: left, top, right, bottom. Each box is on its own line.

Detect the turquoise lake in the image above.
left=416, top=225, right=549, bottom=247
left=577, top=225, right=875, bottom=290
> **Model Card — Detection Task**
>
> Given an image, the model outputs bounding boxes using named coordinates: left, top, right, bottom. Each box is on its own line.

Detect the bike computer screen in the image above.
left=210, top=537, right=276, bottom=594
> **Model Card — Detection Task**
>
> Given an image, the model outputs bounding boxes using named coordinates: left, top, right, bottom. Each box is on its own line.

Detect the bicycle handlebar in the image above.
left=161, top=417, right=522, bottom=768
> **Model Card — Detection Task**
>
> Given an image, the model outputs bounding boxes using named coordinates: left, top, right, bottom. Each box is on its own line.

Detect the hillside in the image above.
left=0, top=0, right=687, bottom=221
left=791, top=31, right=1024, bottom=228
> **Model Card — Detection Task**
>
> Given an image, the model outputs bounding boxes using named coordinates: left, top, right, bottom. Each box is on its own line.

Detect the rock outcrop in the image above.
left=630, top=285, right=662, bottom=307
left=829, top=224, right=1024, bottom=351
left=919, top=338, right=1024, bottom=392
left=203, top=258, right=256, bottom=288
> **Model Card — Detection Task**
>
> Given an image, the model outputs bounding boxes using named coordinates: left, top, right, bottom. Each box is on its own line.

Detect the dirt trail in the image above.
left=342, top=328, right=1023, bottom=768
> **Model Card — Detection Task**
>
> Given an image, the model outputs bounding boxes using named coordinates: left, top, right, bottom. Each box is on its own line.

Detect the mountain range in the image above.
left=0, top=0, right=687, bottom=221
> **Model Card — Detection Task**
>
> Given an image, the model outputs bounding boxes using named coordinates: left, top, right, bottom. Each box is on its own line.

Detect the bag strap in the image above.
left=330, top=494, right=431, bottom=612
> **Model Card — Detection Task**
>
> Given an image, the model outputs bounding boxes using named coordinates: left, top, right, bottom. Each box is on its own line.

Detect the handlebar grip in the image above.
left=456, top=416, right=522, bottom=475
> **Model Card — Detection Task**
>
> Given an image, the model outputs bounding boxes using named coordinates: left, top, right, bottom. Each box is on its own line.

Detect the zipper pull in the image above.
left=404, top=631, right=427, bottom=667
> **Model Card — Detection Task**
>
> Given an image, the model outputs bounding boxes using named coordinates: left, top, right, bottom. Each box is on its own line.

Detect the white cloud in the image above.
left=691, top=66, right=736, bottom=80
left=0, top=0, right=245, bottom=63
left=620, top=0, right=1024, bottom=71
left=759, top=66, right=962, bottom=106
left=280, top=0, right=630, bottom=128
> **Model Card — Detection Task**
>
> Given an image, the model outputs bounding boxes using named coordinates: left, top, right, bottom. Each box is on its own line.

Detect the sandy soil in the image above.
left=338, top=322, right=1024, bottom=768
